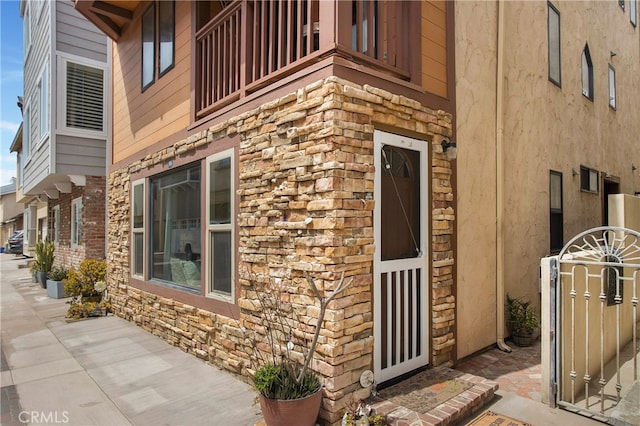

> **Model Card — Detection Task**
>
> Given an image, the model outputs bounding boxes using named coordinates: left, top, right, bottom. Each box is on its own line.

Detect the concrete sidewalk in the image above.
left=0, top=254, right=261, bottom=426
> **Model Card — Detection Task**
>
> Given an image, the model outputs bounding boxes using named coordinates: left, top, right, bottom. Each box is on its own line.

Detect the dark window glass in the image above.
left=142, top=4, right=155, bottom=90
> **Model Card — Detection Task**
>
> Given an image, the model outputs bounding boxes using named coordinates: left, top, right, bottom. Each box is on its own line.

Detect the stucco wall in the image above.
left=456, top=1, right=640, bottom=358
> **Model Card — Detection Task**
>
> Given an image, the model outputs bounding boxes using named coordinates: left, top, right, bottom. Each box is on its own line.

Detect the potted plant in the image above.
left=506, top=294, right=539, bottom=347
left=34, top=239, right=55, bottom=288
left=46, top=265, right=69, bottom=299
left=252, top=273, right=352, bottom=426
left=64, top=259, right=107, bottom=319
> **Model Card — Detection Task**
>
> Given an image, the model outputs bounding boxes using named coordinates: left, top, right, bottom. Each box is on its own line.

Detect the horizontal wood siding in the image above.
left=22, top=0, right=51, bottom=194
left=112, top=1, right=191, bottom=164
left=56, top=0, right=108, bottom=62
left=56, top=135, right=107, bottom=175
left=422, top=1, right=448, bottom=98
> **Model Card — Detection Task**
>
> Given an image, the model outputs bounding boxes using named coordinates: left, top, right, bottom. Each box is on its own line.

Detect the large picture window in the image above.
left=71, top=197, right=83, bottom=247
left=206, top=151, right=234, bottom=299
left=150, top=164, right=201, bottom=292
left=132, top=179, right=145, bottom=278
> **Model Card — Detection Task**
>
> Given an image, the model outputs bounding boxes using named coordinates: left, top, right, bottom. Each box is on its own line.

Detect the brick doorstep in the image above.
left=370, top=372, right=499, bottom=426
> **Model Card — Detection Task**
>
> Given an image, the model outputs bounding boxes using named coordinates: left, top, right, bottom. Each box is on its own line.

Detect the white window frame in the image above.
left=71, top=197, right=83, bottom=247
left=52, top=205, right=60, bottom=244
left=37, top=64, right=49, bottom=147
left=23, top=104, right=31, bottom=162
left=57, top=53, right=108, bottom=139
left=23, top=3, right=30, bottom=59
left=608, top=65, right=616, bottom=110
left=131, top=179, right=146, bottom=279
left=205, top=149, right=235, bottom=301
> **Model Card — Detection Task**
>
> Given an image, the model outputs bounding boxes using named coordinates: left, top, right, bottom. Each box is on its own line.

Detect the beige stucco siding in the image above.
left=456, top=1, right=640, bottom=359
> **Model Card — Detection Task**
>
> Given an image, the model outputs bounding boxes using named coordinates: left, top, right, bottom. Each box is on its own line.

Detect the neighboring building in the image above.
left=19, top=0, right=110, bottom=267
left=0, top=180, right=24, bottom=248
left=76, top=1, right=456, bottom=423
left=455, top=1, right=640, bottom=359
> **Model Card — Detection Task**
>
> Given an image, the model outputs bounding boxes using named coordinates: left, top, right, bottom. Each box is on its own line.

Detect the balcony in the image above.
left=194, top=0, right=419, bottom=120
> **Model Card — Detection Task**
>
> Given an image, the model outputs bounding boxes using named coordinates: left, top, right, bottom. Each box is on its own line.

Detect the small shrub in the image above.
left=34, top=239, right=55, bottom=273
left=64, top=259, right=107, bottom=319
left=48, top=266, right=69, bottom=281
left=64, top=259, right=107, bottom=297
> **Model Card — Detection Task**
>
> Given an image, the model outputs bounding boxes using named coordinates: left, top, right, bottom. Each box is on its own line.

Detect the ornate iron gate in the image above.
left=554, top=226, right=639, bottom=421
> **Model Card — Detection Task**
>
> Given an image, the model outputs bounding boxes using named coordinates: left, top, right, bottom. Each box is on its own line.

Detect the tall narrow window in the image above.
left=132, top=179, right=145, bottom=278
left=548, top=2, right=561, bottom=86
left=142, top=1, right=175, bottom=90
left=38, top=65, right=48, bottom=144
left=609, top=65, right=616, bottom=109
left=71, top=197, right=83, bottom=246
left=142, top=4, right=155, bottom=90
left=150, top=164, right=201, bottom=292
left=158, top=1, right=175, bottom=77
left=631, top=0, right=637, bottom=26
left=207, top=150, right=234, bottom=299
left=581, top=44, right=594, bottom=100
left=52, top=205, right=60, bottom=244
left=550, top=171, right=563, bottom=253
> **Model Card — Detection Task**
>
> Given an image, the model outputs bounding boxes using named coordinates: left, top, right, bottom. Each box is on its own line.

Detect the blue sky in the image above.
left=0, top=0, right=23, bottom=186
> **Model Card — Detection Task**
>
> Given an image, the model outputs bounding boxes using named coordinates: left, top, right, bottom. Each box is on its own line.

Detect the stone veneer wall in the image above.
left=107, top=76, right=454, bottom=424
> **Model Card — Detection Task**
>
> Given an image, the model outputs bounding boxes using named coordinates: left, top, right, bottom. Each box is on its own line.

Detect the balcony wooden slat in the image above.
left=195, top=0, right=417, bottom=120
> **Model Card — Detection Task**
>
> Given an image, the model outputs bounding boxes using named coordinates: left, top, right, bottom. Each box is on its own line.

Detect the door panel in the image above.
left=374, top=130, right=429, bottom=384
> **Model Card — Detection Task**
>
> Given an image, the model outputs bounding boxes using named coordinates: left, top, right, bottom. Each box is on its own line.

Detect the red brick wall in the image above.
left=49, top=176, right=106, bottom=269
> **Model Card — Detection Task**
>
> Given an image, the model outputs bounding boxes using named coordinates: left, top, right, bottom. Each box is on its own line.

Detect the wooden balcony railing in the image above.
left=195, top=0, right=416, bottom=120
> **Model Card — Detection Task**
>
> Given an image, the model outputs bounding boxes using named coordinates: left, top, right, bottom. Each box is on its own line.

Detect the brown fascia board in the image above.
left=73, top=0, right=122, bottom=40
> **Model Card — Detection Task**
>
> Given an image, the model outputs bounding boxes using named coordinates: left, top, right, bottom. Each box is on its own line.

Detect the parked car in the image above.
left=8, top=230, right=24, bottom=254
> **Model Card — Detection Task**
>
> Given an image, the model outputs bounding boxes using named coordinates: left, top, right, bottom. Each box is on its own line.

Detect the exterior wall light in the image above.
left=441, top=140, right=457, bottom=160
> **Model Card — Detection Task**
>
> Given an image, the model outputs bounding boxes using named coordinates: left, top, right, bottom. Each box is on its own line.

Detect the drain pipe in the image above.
left=496, top=0, right=512, bottom=353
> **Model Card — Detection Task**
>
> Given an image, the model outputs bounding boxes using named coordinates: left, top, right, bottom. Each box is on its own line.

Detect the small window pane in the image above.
left=142, top=5, right=155, bottom=89
left=211, top=231, right=232, bottom=293
left=133, top=184, right=144, bottom=228
left=550, top=172, right=562, bottom=210
left=158, top=1, right=174, bottom=75
left=209, top=158, right=231, bottom=224
left=609, top=66, right=616, bottom=109
left=134, top=233, right=144, bottom=276
left=631, top=0, right=637, bottom=26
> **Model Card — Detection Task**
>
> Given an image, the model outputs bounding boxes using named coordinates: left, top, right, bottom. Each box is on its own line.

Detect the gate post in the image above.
left=540, top=255, right=558, bottom=407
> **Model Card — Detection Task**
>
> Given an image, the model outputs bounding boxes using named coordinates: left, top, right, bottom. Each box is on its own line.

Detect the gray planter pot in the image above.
left=46, top=280, right=66, bottom=299
left=37, top=272, right=48, bottom=288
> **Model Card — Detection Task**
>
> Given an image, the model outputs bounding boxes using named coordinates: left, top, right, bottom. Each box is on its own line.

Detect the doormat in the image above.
left=466, top=410, right=531, bottom=426
left=378, top=373, right=473, bottom=413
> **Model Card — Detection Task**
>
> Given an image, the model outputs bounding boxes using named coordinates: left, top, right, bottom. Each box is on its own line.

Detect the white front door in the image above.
left=373, top=130, right=429, bottom=384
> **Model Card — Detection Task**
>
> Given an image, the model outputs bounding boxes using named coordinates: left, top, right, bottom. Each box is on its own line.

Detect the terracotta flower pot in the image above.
left=258, top=387, right=322, bottom=426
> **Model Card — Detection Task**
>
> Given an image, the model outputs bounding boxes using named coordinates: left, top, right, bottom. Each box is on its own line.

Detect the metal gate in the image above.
left=553, top=226, right=639, bottom=421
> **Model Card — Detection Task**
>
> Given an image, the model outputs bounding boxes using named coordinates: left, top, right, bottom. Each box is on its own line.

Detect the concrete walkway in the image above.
left=0, top=254, right=261, bottom=426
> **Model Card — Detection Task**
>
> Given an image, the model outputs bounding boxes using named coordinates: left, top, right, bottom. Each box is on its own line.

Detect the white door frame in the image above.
left=373, top=130, right=430, bottom=384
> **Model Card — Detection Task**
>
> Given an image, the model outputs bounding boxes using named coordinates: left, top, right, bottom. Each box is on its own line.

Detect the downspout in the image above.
left=496, top=0, right=512, bottom=353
